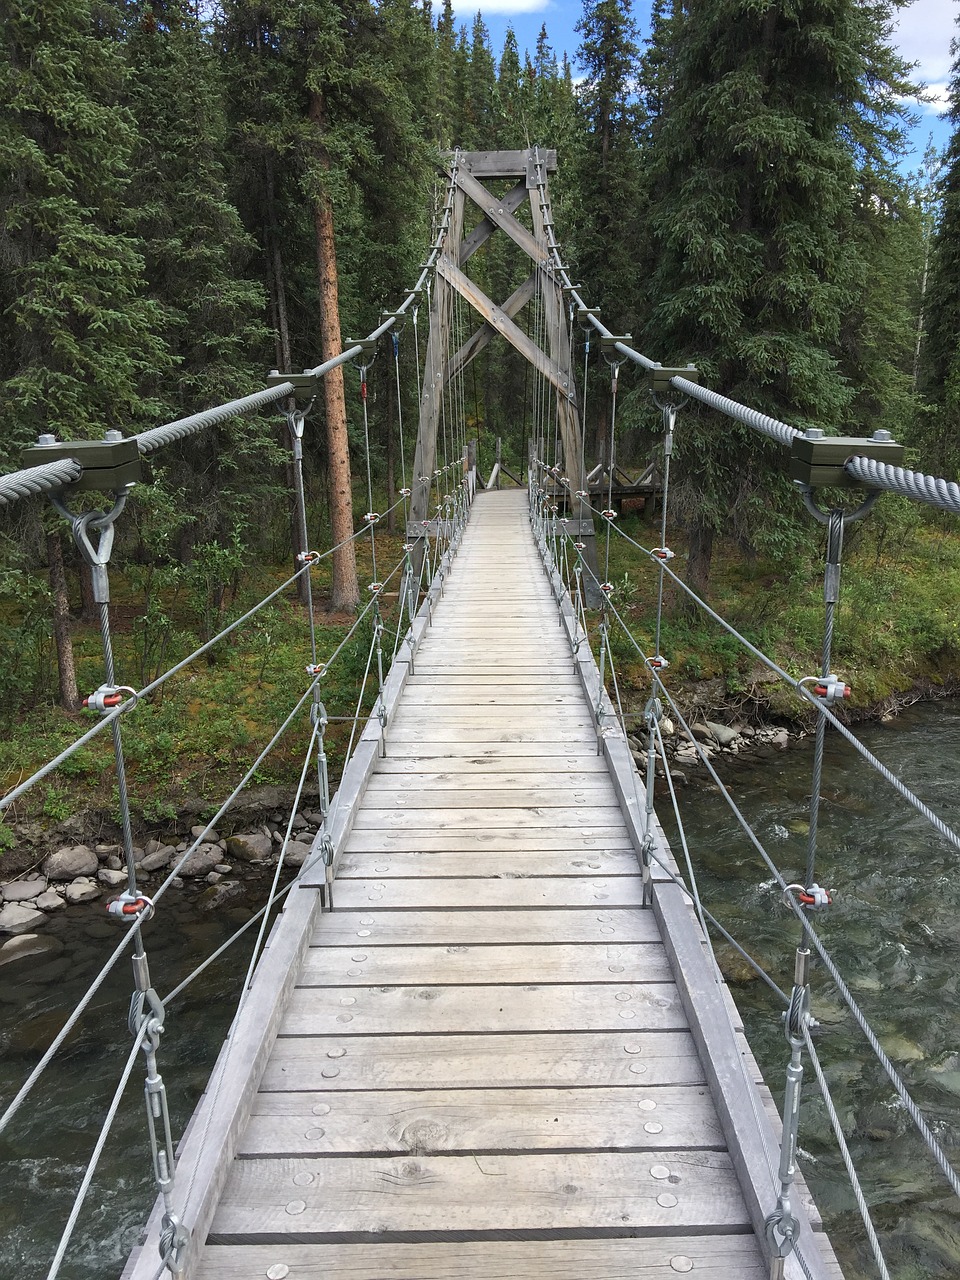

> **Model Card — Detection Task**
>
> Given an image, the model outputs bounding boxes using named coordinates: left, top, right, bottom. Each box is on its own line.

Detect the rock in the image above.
left=283, top=840, right=314, bottom=869
left=43, top=845, right=98, bottom=881
left=771, top=728, right=790, bottom=751
left=1, top=878, right=46, bottom=903
left=191, top=824, right=220, bottom=844
left=690, top=722, right=714, bottom=743
left=65, top=877, right=101, bottom=904
left=98, top=868, right=128, bottom=888
left=170, top=877, right=184, bottom=889
left=141, top=847, right=174, bottom=873
left=179, top=843, right=222, bottom=878
left=225, top=833, right=273, bottom=863
left=196, top=880, right=244, bottom=912
left=95, top=843, right=119, bottom=857
left=669, top=770, right=688, bottom=788
left=105, top=855, right=123, bottom=871
left=0, top=932, right=63, bottom=965
left=0, top=902, right=45, bottom=934
left=705, top=720, right=740, bottom=748
left=660, top=717, right=676, bottom=737
left=292, top=814, right=308, bottom=830
left=214, top=863, right=232, bottom=874
left=205, top=871, right=222, bottom=884
left=144, top=838, right=165, bottom=857
left=36, top=889, right=66, bottom=912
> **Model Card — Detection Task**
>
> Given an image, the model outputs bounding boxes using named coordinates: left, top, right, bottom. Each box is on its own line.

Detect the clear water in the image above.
left=660, top=699, right=960, bottom=1280
left=1, top=703, right=959, bottom=1279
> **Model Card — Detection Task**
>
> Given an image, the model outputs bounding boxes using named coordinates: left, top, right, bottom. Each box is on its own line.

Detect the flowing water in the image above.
left=1, top=702, right=959, bottom=1279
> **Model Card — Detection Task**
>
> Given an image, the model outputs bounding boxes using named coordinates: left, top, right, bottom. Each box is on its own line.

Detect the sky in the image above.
left=450, top=0, right=957, bottom=173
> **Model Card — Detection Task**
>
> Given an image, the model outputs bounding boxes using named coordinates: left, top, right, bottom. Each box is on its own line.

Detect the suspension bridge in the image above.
left=2, top=148, right=960, bottom=1280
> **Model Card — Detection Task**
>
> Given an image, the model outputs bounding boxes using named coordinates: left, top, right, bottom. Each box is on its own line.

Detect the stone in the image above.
left=771, top=728, right=790, bottom=751
left=225, top=832, right=273, bottom=863
left=0, top=902, right=45, bottom=934
left=205, top=871, right=222, bottom=884
left=95, top=843, right=120, bottom=857
left=660, top=717, right=676, bottom=737
left=669, top=770, right=688, bottom=788
left=178, top=844, right=222, bottom=878
left=0, top=933, right=61, bottom=965
left=214, top=864, right=232, bottom=874
left=291, top=813, right=308, bottom=830
left=283, top=840, right=313, bottom=869
left=705, top=720, right=739, bottom=748
left=191, top=824, right=220, bottom=844
left=144, top=838, right=165, bottom=857
left=36, top=889, right=67, bottom=912
left=196, top=880, right=244, bottom=912
left=690, top=722, right=714, bottom=743
left=98, top=868, right=128, bottom=888
left=65, top=877, right=101, bottom=904
left=43, top=845, right=98, bottom=881
left=105, top=855, right=123, bottom=872
left=1, top=878, right=45, bottom=904
left=141, top=847, right=174, bottom=873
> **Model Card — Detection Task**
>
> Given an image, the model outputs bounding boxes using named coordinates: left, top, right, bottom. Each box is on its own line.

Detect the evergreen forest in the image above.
left=2, top=0, right=960, bottom=815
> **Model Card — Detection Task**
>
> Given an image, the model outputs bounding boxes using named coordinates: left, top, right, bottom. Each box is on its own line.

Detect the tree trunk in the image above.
left=685, top=514, right=715, bottom=609
left=309, top=90, right=359, bottom=612
left=47, top=531, right=80, bottom=712
left=385, top=362, right=397, bottom=533
left=79, top=560, right=97, bottom=623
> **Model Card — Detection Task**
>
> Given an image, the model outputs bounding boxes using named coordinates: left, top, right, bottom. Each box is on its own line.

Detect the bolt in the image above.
left=804, top=428, right=824, bottom=439
left=103, top=429, right=123, bottom=443
left=36, top=433, right=57, bottom=446
left=872, top=429, right=893, bottom=441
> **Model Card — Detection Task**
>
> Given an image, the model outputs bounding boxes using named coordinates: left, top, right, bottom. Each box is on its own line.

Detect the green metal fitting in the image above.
left=600, top=334, right=632, bottom=355
left=648, top=365, right=699, bottom=395
left=789, top=432, right=906, bottom=488
left=346, top=338, right=379, bottom=363
left=265, top=370, right=319, bottom=401
left=22, top=435, right=146, bottom=492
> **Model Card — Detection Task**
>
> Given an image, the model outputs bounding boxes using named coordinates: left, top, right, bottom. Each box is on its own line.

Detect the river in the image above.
left=1, top=701, right=958, bottom=1279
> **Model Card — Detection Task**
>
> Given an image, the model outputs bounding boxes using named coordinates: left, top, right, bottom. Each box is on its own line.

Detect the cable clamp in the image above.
left=306, top=663, right=327, bottom=678
left=573, top=541, right=586, bottom=551
left=399, top=487, right=411, bottom=497
left=549, top=504, right=558, bottom=514
left=652, top=546, right=675, bottom=561
left=601, top=509, right=617, bottom=521
left=784, top=882, right=832, bottom=910
left=402, top=542, right=414, bottom=552
left=364, top=511, right=380, bottom=524
left=559, top=517, right=569, bottom=526
left=433, top=468, right=443, bottom=477
left=801, top=673, right=850, bottom=705
left=368, top=581, right=384, bottom=592
left=107, top=891, right=155, bottom=922
left=559, top=476, right=570, bottom=487
left=600, top=582, right=615, bottom=595
left=297, top=550, right=321, bottom=564
left=575, top=489, right=588, bottom=500
left=83, top=684, right=138, bottom=714
left=648, top=655, right=670, bottom=670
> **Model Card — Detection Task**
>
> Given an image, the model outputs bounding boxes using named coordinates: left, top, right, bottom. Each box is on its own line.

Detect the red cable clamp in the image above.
left=297, top=550, right=321, bottom=564
left=83, top=685, right=137, bottom=714
left=575, top=490, right=588, bottom=500
left=600, top=582, right=615, bottom=595
left=813, top=674, right=850, bottom=704
left=601, top=509, right=617, bottom=520
left=306, top=662, right=327, bottom=677
left=399, top=487, right=411, bottom=497
left=368, top=582, right=384, bottom=592
left=574, top=541, right=586, bottom=551
left=365, top=512, right=380, bottom=524
left=648, top=655, right=670, bottom=670
left=107, top=891, right=155, bottom=922
left=800, top=884, right=832, bottom=908
left=360, top=380, right=367, bottom=401
left=652, top=547, right=675, bottom=561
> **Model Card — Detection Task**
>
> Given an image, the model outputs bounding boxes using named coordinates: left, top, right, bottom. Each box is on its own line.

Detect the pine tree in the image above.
left=921, top=28, right=960, bottom=475
left=640, top=0, right=913, bottom=595
left=0, top=0, right=168, bottom=458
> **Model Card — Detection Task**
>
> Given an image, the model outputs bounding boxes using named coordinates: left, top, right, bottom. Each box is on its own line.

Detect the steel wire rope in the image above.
left=359, top=363, right=378, bottom=585
left=844, top=456, right=960, bottom=516
left=653, top=407, right=676, bottom=661
left=570, top=488, right=960, bottom=859
left=802, top=1027, right=892, bottom=1280
left=343, top=555, right=408, bottom=764
left=44, top=1021, right=150, bottom=1280
left=0, top=457, right=83, bottom=505
left=0, top=503, right=404, bottom=816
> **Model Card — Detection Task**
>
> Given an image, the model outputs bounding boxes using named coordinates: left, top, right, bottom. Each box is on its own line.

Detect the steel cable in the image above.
left=0, top=457, right=83, bottom=504
left=844, top=456, right=960, bottom=515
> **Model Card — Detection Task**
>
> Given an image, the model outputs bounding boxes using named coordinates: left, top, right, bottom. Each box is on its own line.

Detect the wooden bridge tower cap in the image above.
left=443, top=149, right=558, bottom=179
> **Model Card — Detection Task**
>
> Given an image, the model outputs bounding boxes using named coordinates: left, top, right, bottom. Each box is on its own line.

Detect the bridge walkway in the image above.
left=161, top=490, right=836, bottom=1279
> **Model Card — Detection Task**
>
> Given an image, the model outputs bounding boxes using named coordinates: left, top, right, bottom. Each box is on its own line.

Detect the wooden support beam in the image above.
left=454, top=169, right=548, bottom=267
left=453, top=148, right=557, bottom=178
left=459, top=181, right=528, bottom=266
left=438, top=258, right=576, bottom=407
left=446, top=273, right=537, bottom=386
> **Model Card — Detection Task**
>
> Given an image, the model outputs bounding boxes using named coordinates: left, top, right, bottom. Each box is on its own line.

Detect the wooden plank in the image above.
left=384, top=729, right=598, bottom=745
left=365, top=769, right=609, bottom=788
left=372, top=756, right=610, bottom=775
left=208, top=1149, right=750, bottom=1241
left=240, top=1085, right=724, bottom=1156
left=312, top=908, right=659, bottom=947
left=262, top=1030, right=706, bottom=1092
left=350, top=807, right=622, bottom=831
left=196, top=1235, right=767, bottom=1279
left=336, top=850, right=638, bottom=878
left=380, top=742, right=604, bottom=759
left=317, top=878, right=643, bottom=910
left=280, top=982, right=685, bottom=1037
left=300, top=942, right=671, bottom=986
left=360, top=787, right=619, bottom=809
left=339, top=830, right=632, bottom=853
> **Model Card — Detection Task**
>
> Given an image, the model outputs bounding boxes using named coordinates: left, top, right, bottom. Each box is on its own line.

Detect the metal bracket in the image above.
left=50, top=492, right=130, bottom=605
left=790, top=429, right=905, bottom=489
left=266, top=369, right=320, bottom=401
left=346, top=337, right=379, bottom=365
left=23, top=433, right=146, bottom=493
left=647, top=364, right=699, bottom=397
left=600, top=334, right=632, bottom=364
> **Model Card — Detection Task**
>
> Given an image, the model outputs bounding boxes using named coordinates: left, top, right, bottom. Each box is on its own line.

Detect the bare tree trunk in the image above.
left=309, top=90, right=359, bottom=612
left=79, top=560, right=97, bottom=623
left=685, top=514, right=715, bottom=609
left=47, top=531, right=80, bottom=711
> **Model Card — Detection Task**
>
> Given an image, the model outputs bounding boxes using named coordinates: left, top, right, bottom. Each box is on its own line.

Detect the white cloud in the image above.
left=451, top=0, right=548, bottom=13
left=893, top=0, right=955, bottom=109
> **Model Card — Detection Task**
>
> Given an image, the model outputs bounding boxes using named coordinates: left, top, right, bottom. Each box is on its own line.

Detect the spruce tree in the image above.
left=640, top=0, right=913, bottom=595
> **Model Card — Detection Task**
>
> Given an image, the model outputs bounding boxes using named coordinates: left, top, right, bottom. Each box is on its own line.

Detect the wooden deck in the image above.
left=125, top=490, right=841, bottom=1280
